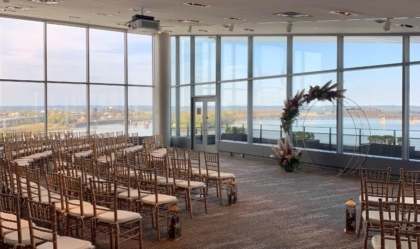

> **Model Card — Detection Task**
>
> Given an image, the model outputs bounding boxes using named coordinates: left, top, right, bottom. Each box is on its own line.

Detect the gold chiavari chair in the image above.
left=90, top=179, right=143, bottom=249
left=357, top=167, right=391, bottom=236
left=204, top=152, right=235, bottom=205
left=172, top=158, right=207, bottom=219
left=27, top=199, right=93, bottom=249
left=135, top=168, right=177, bottom=241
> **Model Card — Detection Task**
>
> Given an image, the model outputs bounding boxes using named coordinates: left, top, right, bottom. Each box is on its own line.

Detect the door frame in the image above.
left=191, top=95, right=217, bottom=152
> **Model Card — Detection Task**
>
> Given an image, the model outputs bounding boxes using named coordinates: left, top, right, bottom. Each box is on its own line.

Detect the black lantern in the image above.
left=345, top=198, right=356, bottom=234
left=227, top=179, right=237, bottom=205
left=167, top=204, right=182, bottom=240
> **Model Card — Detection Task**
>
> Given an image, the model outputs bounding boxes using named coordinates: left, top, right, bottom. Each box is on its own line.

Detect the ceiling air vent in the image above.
left=274, top=12, right=310, bottom=18
left=184, top=2, right=210, bottom=7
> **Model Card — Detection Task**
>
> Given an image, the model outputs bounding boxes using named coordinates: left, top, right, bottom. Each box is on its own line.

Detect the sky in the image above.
left=1, top=16, right=420, bottom=109
left=173, top=35, right=420, bottom=109
left=0, top=17, right=153, bottom=107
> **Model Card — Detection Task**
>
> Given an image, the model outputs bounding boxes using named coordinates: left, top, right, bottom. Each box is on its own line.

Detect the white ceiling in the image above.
left=2, top=0, right=420, bottom=35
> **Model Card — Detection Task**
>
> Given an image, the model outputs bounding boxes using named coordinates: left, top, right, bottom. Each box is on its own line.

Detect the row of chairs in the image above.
left=359, top=167, right=420, bottom=249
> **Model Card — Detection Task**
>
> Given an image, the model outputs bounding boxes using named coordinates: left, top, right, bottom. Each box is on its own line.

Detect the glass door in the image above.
left=193, top=97, right=216, bottom=152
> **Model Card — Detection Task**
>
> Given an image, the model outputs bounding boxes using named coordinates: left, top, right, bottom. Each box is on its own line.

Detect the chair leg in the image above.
left=203, top=187, right=208, bottom=214
left=110, top=225, right=115, bottom=249
left=218, top=179, right=223, bottom=205
left=357, top=204, right=364, bottom=237
left=188, top=189, right=193, bottom=219
left=156, top=206, right=160, bottom=241
left=115, top=224, right=120, bottom=249
left=363, top=222, right=369, bottom=249
left=138, top=220, right=143, bottom=249
left=91, top=219, right=97, bottom=246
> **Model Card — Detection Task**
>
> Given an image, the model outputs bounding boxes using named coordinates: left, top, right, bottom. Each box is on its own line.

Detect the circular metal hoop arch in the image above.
left=297, top=97, right=371, bottom=177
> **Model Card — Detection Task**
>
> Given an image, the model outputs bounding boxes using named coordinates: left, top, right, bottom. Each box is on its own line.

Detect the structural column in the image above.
left=153, top=32, right=171, bottom=146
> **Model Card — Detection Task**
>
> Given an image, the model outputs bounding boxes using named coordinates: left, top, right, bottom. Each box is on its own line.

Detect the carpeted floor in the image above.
left=113, top=155, right=366, bottom=249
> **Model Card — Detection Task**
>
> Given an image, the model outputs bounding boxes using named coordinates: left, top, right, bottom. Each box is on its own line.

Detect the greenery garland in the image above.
left=281, top=81, right=346, bottom=134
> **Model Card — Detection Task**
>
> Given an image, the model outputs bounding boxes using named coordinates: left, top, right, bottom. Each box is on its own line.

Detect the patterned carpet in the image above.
left=114, top=155, right=366, bottom=249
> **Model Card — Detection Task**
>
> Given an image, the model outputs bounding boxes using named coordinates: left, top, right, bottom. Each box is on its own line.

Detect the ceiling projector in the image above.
left=128, top=14, right=160, bottom=34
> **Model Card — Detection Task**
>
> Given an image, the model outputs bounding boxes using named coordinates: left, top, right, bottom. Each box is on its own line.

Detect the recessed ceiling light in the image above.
left=225, top=17, right=246, bottom=21
left=198, top=29, right=208, bottom=32
left=244, top=28, right=254, bottom=32
left=330, top=11, right=357, bottom=16
left=1, top=5, right=29, bottom=11
left=27, top=0, right=62, bottom=3
left=93, top=12, right=112, bottom=17
left=177, top=19, right=202, bottom=23
left=274, top=12, right=310, bottom=18
left=184, top=2, right=210, bottom=7
left=396, top=24, right=419, bottom=28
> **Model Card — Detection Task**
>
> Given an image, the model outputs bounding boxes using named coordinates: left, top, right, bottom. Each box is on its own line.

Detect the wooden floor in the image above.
left=112, top=154, right=366, bottom=249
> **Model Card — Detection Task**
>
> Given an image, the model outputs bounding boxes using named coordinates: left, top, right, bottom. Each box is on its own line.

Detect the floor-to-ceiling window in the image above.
left=292, top=37, right=337, bottom=151
left=252, top=37, right=287, bottom=144
left=410, top=36, right=420, bottom=159
left=344, top=36, right=403, bottom=158
left=0, top=18, right=45, bottom=134
left=220, top=37, right=248, bottom=142
left=170, top=34, right=420, bottom=161
left=0, top=17, right=154, bottom=136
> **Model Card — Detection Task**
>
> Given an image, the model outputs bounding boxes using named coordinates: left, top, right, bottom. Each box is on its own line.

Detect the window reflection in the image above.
left=254, top=37, right=287, bottom=77
left=344, top=67, right=402, bottom=158
left=180, top=86, right=190, bottom=136
left=47, top=24, right=86, bottom=82
left=0, top=18, right=44, bottom=81
left=48, top=83, right=86, bottom=133
left=344, top=36, right=402, bottom=68
left=128, top=34, right=153, bottom=85
left=292, top=73, right=337, bottom=151
left=411, top=37, right=420, bottom=62
left=180, top=37, right=191, bottom=85
left=221, top=82, right=247, bottom=141
left=89, top=29, right=124, bottom=84
left=195, top=37, right=216, bottom=83
left=0, top=82, right=45, bottom=133
left=128, top=87, right=153, bottom=136
left=253, top=78, right=286, bottom=144
left=221, top=37, right=248, bottom=81
left=293, top=36, right=337, bottom=73
left=90, top=85, right=125, bottom=134
left=410, top=65, right=420, bottom=159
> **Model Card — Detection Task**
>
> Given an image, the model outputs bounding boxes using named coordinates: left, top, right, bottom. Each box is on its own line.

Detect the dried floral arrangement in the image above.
left=273, top=81, right=346, bottom=172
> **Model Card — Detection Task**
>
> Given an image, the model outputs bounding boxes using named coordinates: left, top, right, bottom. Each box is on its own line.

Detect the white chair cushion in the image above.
left=4, top=227, right=53, bottom=246
left=37, top=236, right=92, bottom=249
left=35, top=194, right=62, bottom=204
left=141, top=194, right=178, bottom=205
left=208, top=172, right=235, bottom=179
left=157, top=178, right=183, bottom=185
left=13, top=158, right=34, bottom=163
left=117, top=189, right=151, bottom=199
left=362, top=210, right=398, bottom=224
left=96, top=210, right=141, bottom=224
left=371, top=235, right=417, bottom=249
left=1, top=218, right=30, bottom=235
left=55, top=200, right=91, bottom=211
left=359, top=194, right=389, bottom=203
left=202, top=170, right=218, bottom=176
left=68, top=205, right=109, bottom=218
left=176, top=181, right=205, bottom=189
